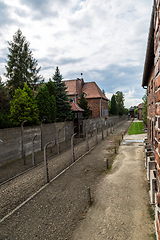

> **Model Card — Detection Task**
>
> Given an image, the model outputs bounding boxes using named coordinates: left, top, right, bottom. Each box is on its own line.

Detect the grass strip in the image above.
left=128, top=122, right=145, bottom=135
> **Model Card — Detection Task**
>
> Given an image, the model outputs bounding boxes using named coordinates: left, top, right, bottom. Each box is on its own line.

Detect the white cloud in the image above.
left=0, top=0, right=153, bottom=108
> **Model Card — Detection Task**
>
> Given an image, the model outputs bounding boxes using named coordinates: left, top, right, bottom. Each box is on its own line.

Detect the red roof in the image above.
left=82, top=82, right=108, bottom=100
left=65, top=80, right=77, bottom=95
left=138, top=103, right=143, bottom=109
left=71, top=102, right=84, bottom=112
left=64, top=79, right=108, bottom=101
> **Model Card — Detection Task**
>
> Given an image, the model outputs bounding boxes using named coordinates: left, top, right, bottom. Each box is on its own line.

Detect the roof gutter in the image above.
left=142, top=6, right=154, bottom=87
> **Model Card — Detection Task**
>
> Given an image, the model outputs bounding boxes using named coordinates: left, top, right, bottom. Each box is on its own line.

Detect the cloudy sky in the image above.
left=0, top=0, right=153, bottom=108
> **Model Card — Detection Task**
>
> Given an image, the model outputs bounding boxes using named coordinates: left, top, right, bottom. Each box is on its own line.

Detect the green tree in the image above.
left=110, top=94, right=117, bottom=115
left=78, top=92, right=92, bottom=119
left=134, top=108, right=138, bottom=115
left=5, top=29, right=43, bottom=95
left=36, top=81, right=56, bottom=123
left=0, top=77, right=12, bottom=128
left=52, top=66, right=73, bottom=121
left=108, top=100, right=111, bottom=116
left=10, top=83, right=39, bottom=126
left=124, top=108, right=129, bottom=115
left=142, top=90, right=147, bottom=125
left=115, top=91, right=125, bottom=115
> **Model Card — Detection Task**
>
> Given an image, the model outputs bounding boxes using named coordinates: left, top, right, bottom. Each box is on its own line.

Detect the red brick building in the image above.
left=64, top=78, right=109, bottom=118
left=142, top=2, right=160, bottom=238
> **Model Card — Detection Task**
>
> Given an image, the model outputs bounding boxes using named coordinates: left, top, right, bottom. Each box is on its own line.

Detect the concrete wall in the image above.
left=0, top=121, right=74, bottom=166
left=0, top=116, right=125, bottom=166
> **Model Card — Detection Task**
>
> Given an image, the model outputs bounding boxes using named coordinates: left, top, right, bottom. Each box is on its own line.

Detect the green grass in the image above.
left=128, top=122, right=145, bottom=135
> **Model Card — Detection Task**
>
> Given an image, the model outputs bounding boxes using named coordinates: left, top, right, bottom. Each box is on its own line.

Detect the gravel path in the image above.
left=71, top=133, right=155, bottom=240
left=0, top=120, right=154, bottom=239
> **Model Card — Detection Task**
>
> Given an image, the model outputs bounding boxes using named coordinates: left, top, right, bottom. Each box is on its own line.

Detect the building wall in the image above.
left=101, top=98, right=108, bottom=118
left=147, top=2, right=160, bottom=237
left=138, top=108, right=143, bottom=120
left=147, top=66, right=155, bottom=147
left=87, top=98, right=100, bottom=118
left=87, top=98, right=108, bottom=118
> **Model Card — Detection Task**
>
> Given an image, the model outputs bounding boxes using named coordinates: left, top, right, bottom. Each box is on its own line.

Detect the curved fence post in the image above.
left=71, top=133, right=77, bottom=163
left=21, top=120, right=27, bottom=165
left=41, top=119, right=46, bottom=151
left=44, top=141, right=53, bottom=183
left=57, top=127, right=64, bottom=154
left=110, top=122, right=112, bottom=134
left=32, top=134, right=37, bottom=167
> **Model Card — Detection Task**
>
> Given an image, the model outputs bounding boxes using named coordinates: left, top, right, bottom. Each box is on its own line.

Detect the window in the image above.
left=70, top=98, right=74, bottom=103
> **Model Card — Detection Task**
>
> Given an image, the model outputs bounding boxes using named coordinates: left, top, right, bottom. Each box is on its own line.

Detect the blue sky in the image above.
left=0, top=0, right=153, bottom=108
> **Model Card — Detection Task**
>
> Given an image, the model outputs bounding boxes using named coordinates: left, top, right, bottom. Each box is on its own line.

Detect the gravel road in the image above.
left=71, top=133, right=155, bottom=240
left=0, top=120, right=154, bottom=239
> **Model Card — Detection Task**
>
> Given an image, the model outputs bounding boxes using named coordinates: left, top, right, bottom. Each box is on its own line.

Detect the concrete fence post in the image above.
left=32, top=134, right=37, bottom=167
left=110, top=122, right=112, bottom=134
left=95, top=124, right=98, bottom=145
left=41, top=119, right=46, bottom=151
left=102, top=124, right=104, bottom=140
left=64, top=118, right=69, bottom=141
left=90, top=123, right=93, bottom=137
left=57, top=127, right=64, bottom=154
left=87, top=187, right=92, bottom=205
left=71, top=133, right=77, bottom=163
left=106, top=159, right=109, bottom=170
left=115, top=146, right=117, bottom=154
left=83, top=123, right=86, bottom=141
left=21, top=120, right=27, bottom=165
left=57, top=129, right=60, bottom=155
left=54, top=120, right=57, bottom=145
left=86, top=131, right=89, bottom=152
left=44, top=141, right=52, bottom=183
left=106, top=122, right=108, bottom=137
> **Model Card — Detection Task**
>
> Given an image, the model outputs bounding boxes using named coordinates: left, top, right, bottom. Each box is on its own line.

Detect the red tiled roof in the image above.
left=82, top=82, right=108, bottom=100
left=138, top=103, right=143, bottom=109
left=71, top=102, right=84, bottom=112
left=65, top=80, right=77, bottom=95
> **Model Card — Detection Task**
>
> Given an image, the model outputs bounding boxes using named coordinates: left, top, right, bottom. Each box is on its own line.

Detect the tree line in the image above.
left=109, top=92, right=128, bottom=116
left=0, top=29, right=129, bottom=129
left=0, top=29, right=92, bottom=128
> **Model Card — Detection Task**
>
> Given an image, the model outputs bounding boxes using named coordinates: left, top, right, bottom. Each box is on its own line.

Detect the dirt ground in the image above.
left=0, top=120, right=155, bottom=239
left=71, top=133, right=155, bottom=240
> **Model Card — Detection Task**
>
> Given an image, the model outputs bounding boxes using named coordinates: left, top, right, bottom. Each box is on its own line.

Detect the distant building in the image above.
left=70, top=102, right=84, bottom=137
left=64, top=78, right=109, bottom=118
left=129, top=106, right=135, bottom=118
left=137, top=103, right=143, bottom=120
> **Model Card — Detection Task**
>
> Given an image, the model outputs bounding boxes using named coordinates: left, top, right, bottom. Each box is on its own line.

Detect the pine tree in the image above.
left=36, top=81, right=56, bottom=123
left=52, top=66, right=72, bottom=121
left=10, top=83, right=39, bottom=126
left=0, top=77, right=12, bottom=128
left=5, top=29, right=43, bottom=95
left=78, top=92, right=92, bottom=119
left=115, top=91, right=125, bottom=115
left=110, top=94, right=117, bottom=115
